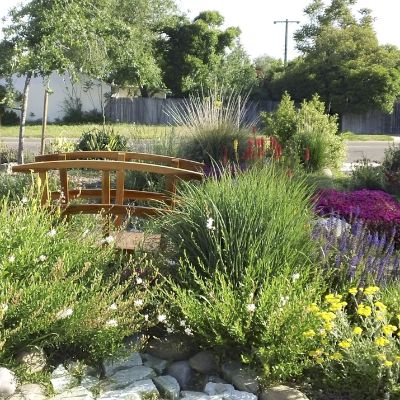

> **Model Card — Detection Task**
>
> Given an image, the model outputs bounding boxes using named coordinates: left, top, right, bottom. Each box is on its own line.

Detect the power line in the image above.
left=273, top=19, right=300, bottom=67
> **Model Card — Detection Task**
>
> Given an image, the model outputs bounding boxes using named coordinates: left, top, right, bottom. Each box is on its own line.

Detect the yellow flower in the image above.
left=330, top=352, right=344, bottom=361
left=309, top=348, right=324, bottom=357
left=375, top=336, right=390, bottom=346
left=384, top=360, right=393, bottom=367
left=348, top=287, right=358, bottom=295
left=329, top=301, right=347, bottom=312
left=303, top=329, right=316, bottom=338
left=395, top=355, right=400, bottom=362
left=214, top=100, right=223, bottom=109
left=325, top=294, right=342, bottom=304
left=374, top=301, right=387, bottom=311
left=364, top=286, right=380, bottom=296
left=382, top=325, right=397, bottom=336
left=307, top=303, right=320, bottom=313
left=357, top=304, right=372, bottom=317
left=377, top=353, right=387, bottom=361
left=316, top=357, right=324, bottom=364
left=338, top=340, right=352, bottom=349
left=353, top=326, right=363, bottom=335
left=324, top=321, right=335, bottom=332
left=319, top=329, right=327, bottom=337
left=319, top=311, right=336, bottom=322
left=233, top=139, right=239, bottom=153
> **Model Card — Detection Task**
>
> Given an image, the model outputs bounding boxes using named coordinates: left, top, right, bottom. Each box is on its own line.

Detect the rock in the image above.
left=167, top=361, right=193, bottom=390
left=221, top=362, right=242, bottom=382
left=322, top=168, right=333, bottom=178
left=51, top=365, right=78, bottom=394
left=153, top=375, right=180, bottom=400
left=189, top=352, right=218, bottom=375
left=260, top=386, right=309, bottom=400
left=204, top=383, right=235, bottom=396
left=229, top=368, right=259, bottom=394
left=181, top=391, right=210, bottom=400
left=227, top=391, right=257, bottom=400
left=103, top=353, right=143, bottom=377
left=205, top=376, right=226, bottom=384
left=50, top=386, right=93, bottom=400
left=316, top=217, right=350, bottom=238
left=142, top=354, right=168, bottom=375
left=10, top=384, right=46, bottom=400
left=80, top=376, right=100, bottom=391
left=98, top=380, right=158, bottom=400
left=146, top=334, right=196, bottom=361
left=17, top=348, right=47, bottom=374
left=105, top=366, right=156, bottom=390
left=0, top=367, right=17, bottom=398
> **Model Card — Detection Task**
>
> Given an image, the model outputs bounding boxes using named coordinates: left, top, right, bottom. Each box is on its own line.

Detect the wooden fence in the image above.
left=106, top=97, right=278, bottom=125
left=342, top=102, right=400, bottom=134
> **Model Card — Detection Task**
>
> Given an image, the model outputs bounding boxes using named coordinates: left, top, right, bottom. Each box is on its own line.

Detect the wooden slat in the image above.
left=51, top=189, right=169, bottom=202
left=38, top=171, right=49, bottom=206
left=102, top=171, right=111, bottom=204
left=114, top=153, right=126, bottom=227
left=165, top=158, right=179, bottom=207
left=12, top=160, right=203, bottom=179
left=61, top=204, right=166, bottom=217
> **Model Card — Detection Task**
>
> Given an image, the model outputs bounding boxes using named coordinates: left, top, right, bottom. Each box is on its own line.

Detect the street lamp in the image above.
left=273, top=19, right=300, bottom=67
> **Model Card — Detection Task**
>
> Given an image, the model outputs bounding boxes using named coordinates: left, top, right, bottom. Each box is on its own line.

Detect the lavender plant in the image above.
left=314, top=216, right=399, bottom=289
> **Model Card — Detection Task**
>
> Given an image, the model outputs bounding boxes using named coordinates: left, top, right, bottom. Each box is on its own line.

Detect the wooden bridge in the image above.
left=12, top=151, right=204, bottom=249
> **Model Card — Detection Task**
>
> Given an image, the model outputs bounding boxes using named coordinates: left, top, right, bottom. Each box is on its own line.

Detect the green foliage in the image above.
left=0, top=197, right=152, bottom=363
left=269, top=0, right=400, bottom=115
left=349, top=158, right=385, bottom=191
left=158, top=11, right=247, bottom=97
left=166, top=86, right=254, bottom=164
left=304, top=288, right=400, bottom=399
left=62, top=98, right=103, bottom=124
left=76, top=127, right=128, bottom=152
left=382, top=143, right=400, bottom=194
left=0, top=173, right=33, bottom=201
left=159, top=165, right=324, bottom=380
left=262, top=93, right=345, bottom=171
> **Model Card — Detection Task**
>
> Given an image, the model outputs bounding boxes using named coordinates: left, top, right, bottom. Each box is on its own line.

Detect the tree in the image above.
left=158, top=11, right=242, bottom=96
left=0, top=0, right=177, bottom=162
left=270, top=0, right=400, bottom=116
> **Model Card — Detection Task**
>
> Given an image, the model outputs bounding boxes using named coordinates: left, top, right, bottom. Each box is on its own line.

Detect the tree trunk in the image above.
left=18, top=71, right=32, bottom=164
left=40, top=79, right=50, bottom=155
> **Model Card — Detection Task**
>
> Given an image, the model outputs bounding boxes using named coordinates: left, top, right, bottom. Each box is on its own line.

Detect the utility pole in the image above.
left=273, top=19, right=300, bottom=68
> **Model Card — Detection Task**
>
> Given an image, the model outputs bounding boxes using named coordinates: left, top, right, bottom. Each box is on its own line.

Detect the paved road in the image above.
left=0, top=137, right=398, bottom=163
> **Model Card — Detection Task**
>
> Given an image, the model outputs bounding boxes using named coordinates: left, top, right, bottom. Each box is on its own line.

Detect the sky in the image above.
left=1, top=0, right=399, bottom=61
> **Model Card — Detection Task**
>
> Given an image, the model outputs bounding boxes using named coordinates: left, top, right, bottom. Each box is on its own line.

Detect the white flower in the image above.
left=206, top=217, right=215, bottom=230
left=279, top=296, right=289, bottom=307
left=47, top=229, right=57, bottom=237
left=184, top=327, right=193, bottom=336
left=8, top=255, right=15, bottom=263
left=21, top=197, right=28, bottom=204
left=144, top=314, right=149, bottom=321
left=82, top=229, right=90, bottom=237
left=179, top=320, right=186, bottom=327
left=157, top=314, right=167, bottom=323
left=1, top=303, right=8, bottom=312
left=166, top=327, right=173, bottom=333
left=108, top=303, right=117, bottom=310
left=102, top=235, right=114, bottom=245
left=292, top=273, right=300, bottom=282
left=56, top=308, right=73, bottom=320
left=38, top=255, right=47, bottom=262
left=134, top=299, right=144, bottom=307
left=136, top=277, right=143, bottom=285
left=246, top=303, right=256, bottom=313
left=106, top=319, right=118, bottom=327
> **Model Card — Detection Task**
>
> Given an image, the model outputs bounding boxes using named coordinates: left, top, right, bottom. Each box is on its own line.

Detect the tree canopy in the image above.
left=268, top=0, right=400, bottom=115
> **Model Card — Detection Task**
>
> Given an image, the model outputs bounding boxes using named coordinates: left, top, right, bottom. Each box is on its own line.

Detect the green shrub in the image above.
left=158, top=166, right=325, bottom=380
left=1, top=110, right=20, bottom=126
left=0, top=172, right=34, bottom=201
left=165, top=86, right=255, bottom=165
left=0, top=142, right=18, bottom=163
left=349, top=158, right=385, bottom=190
left=261, top=94, right=345, bottom=171
left=382, top=143, right=400, bottom=194
left=0, top=197, right=152, bottom=364
left=76, top=126, right=128, bottom=151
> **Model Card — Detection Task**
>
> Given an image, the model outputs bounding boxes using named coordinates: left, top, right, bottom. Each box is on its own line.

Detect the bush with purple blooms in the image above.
left=313, top=216, right=399, bottom=289
left=314, top=189, right=400, bottom=246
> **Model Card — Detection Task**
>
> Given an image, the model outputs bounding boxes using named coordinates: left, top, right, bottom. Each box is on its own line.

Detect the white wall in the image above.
left=0, top=72, right=111, bottom=122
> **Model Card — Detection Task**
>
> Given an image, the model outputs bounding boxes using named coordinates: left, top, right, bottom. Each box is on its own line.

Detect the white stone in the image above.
left=260, top=386, right=309, bottom=400
left=49, top=386, right=94, bottom=400
left=181, top=391, right=210, bottom=400
left=0, top=367, right=17, bottom=398
left=17, top=348, right=47, bottom=373
left=227, top=391, right=257, bottom=400
left=99, top=380, right=159, bottom=400
left=315, top=217, right=350, bottom=238
left=51, top=365, right=78, bottom=394
left=189, top=352, right=217, bottom=375
left=9, top=384, right=46, bottom=400
left=204, top=383, right=235, bottom=396
left=142, top=354, right=168, bottom=374
left=229, top=368, right=259, bottom=394
left=103, top=353, right=143, bottom=377
left=153, top=375, right=180, bottom=400
left=105, top=367, right=156, bottom=390
left=80, top=376, right=100, bottom=391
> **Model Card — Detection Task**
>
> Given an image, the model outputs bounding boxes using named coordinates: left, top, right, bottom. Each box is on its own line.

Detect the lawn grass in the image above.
left=341, top=132, right=394, bottom=141
left=0, top=123, right=185, bottom=139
